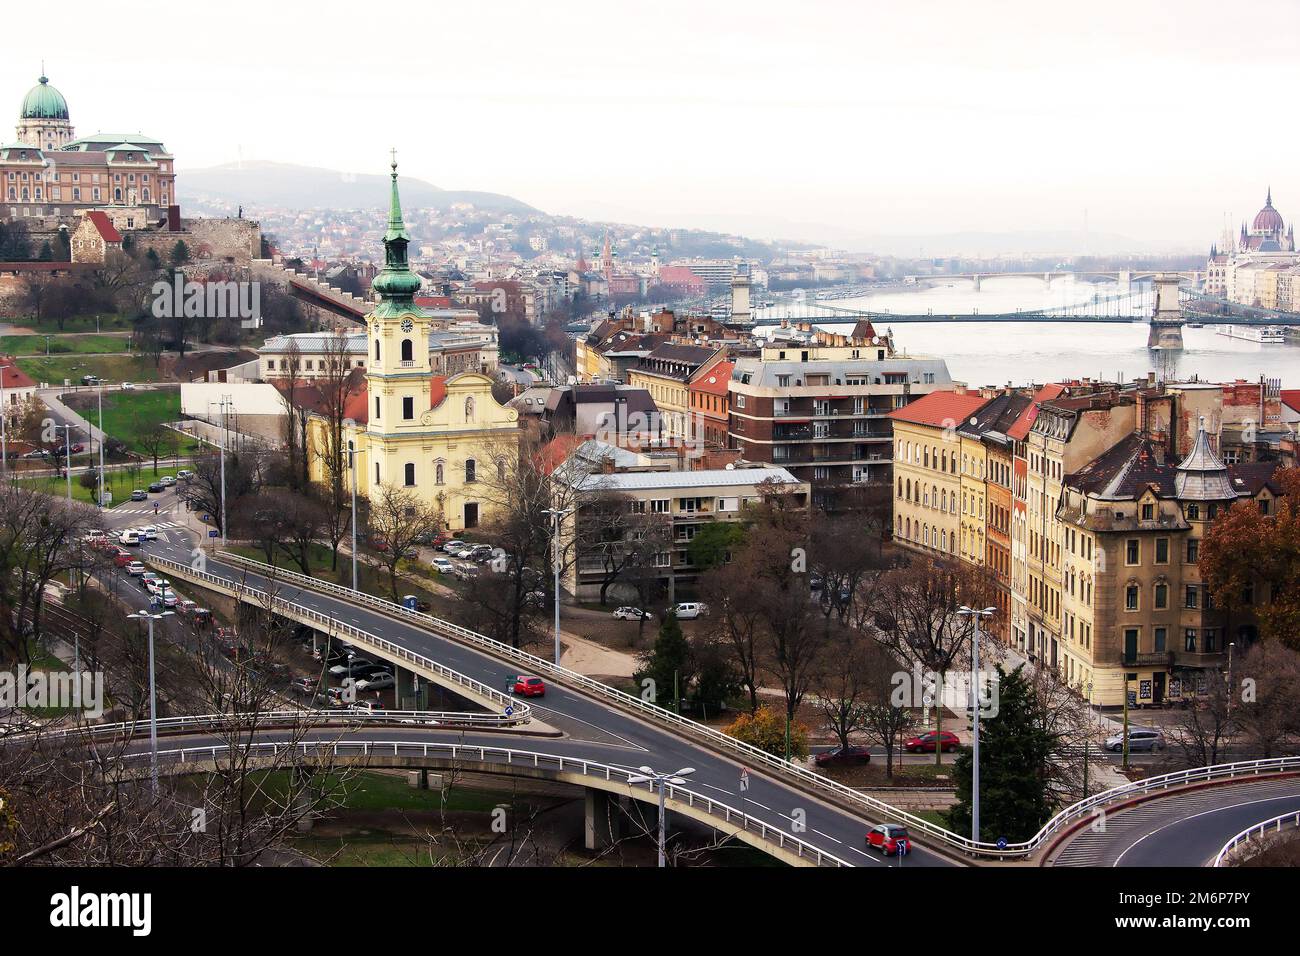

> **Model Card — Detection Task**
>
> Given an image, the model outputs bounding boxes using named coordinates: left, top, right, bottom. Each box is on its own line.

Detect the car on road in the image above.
left=174, top=598, right=198, bottom=615
left=130, top=489, right=147, bottom=501
left=161, top=589, right=179, bottom=608
left=121, top=382, right=135, bottom=390
left=612, top=606, right=651, bottom=621
left=430, top=556, right=455, bottom=574
left=118, top=529, right=141, bottom=546
left=1105, top=728, right=1165, bottom=753
left=441, top=539, right=467, bottom=554
left=511, top=675, right=546, bottom=697
left=354, top=672, right=394, bottom=692
left=70, top=442, right=85, bottom=454
left=125, top=561, right=147, bottom=576
left=814, top=745, right=873, bottom=767
left=84, top=529, right=107, bottom=544
left=145, top=577, right=170, bottom=596
left=147, top=482, right=164, bottom=493
left=139, top=572, right=160, bottom=589
left=160, top=476, right=176, bottom=487
left=21, top=449, right=48, bottom=459
left=80, top=375, right=101, bottom=386
left=351, top=699, right=387, bottom=713
left=289, top=677, right=318, bottom=697
left=904, top=730, right=961, bottom=754
left=866, top=824, right=911, bottom=856
left=111, top=548, right=135, bottom=567
left=177, top=469, right=193, bottom=481
left=191, top=608, right=213, bottom=627
left=139, top=526, right=158, bottom=541
left=671, top=602, right=709, bottom=620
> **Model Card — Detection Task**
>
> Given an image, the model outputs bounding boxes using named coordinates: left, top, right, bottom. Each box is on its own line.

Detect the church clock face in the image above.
left=400, top=317, right=414, bottom=333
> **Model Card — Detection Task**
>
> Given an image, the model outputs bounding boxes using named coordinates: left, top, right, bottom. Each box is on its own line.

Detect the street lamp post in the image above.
left=542, top=507, right=573, bottom=666
left=626, top=765, right=695, bottom=867
left=344, top=427, right=358, bottom=592
left=97, top=385, right=106, bottom=509
left=958, top=605, right=996, bottom=844
left=127, top=607, right=174, bottom=795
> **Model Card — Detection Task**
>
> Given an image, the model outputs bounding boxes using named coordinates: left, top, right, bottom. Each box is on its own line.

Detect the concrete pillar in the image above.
left=1117, top=269, right=1132, bottom=293
left=584, top=788, right=621, bottom=851
left=292, top=767, right=316, bottom=833
left=395, top=666, right=429, bottom=711
left=971, top=274, right=981, bottom=292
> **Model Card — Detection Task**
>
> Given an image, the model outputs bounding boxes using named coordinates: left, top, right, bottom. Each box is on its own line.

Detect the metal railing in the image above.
left=203, top=551, right=1300, bottom=859
left=128, top=738, right=850, bottom=867
left=142, top=554, right=532, bottom=727
left=1212, top=810, right=1300, bottom=867
left=27, top=709, right=519, bottom=743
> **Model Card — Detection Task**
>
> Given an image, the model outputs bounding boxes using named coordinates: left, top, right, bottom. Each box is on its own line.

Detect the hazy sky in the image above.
left=6, top=0, right=1298, bottom=248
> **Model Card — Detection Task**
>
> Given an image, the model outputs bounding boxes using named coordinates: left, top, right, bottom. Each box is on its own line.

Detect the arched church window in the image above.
left=401, top=339, right=413, bottom=362
left=465, top=459, right=477, bottom=483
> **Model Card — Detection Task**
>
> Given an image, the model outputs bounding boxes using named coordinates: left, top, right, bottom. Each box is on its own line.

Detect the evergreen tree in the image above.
left=947, top=664, right=1056, bottom=842
left=37, top=240, right=53, bottom=261
left=169, top=239, right=190, bottom=266
left=635, top=612, right=692, bottom=712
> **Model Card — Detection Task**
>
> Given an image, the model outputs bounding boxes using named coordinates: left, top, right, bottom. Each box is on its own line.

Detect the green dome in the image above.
left=21, top=76, right=69, bottom=120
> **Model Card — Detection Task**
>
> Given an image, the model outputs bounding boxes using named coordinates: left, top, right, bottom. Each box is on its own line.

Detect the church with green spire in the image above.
left=307, top=159, right=518, bottom=532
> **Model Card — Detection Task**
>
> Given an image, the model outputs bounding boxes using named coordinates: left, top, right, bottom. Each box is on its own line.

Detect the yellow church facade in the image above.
left=306, top=162, right=519, bottom=532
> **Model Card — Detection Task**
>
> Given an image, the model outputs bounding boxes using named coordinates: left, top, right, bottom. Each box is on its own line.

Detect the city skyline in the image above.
left=4, top=0, right=1298, bottom=250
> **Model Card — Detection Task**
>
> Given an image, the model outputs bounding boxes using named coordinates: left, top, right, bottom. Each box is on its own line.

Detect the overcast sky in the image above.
left=6, top=0, right=1298, bottom=248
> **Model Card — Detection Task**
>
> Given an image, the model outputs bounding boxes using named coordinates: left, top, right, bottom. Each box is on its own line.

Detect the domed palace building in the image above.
left=1205, top=189, right=1300, bottom=307
left=3, top=73, right=177, bottom=221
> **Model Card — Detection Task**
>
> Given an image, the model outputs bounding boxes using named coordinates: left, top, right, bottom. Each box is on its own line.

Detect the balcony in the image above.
left=1122, top=651, right=1174, bottom=667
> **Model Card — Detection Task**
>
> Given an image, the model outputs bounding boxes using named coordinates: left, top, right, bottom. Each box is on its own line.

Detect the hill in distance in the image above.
left=179, top=160, right=538, bottom=214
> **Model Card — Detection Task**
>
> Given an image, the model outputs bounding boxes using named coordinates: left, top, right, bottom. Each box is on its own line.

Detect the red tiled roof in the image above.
left=888, top=389, right=989, bottom=428
left=690, top=360, right=733, bottom=395
left=429, top=376, right=447, bottom=410
left=415, top=295, right=452, bottom=308
left=1006, top=383, right=1066, bottom=440
left=85, top=210, right=122, bottom=243
left=0, top=359, right=37, bottom=390
left=1281, top=389, right=1300, bottom=414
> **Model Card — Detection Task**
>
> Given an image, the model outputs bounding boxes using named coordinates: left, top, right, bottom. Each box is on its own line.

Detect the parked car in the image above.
left=431, top=556, right=455, bottom=574
left=328, top=658, right=384, bottom=679
left=70, top=442, right=85, bottom=454
left=84, top=529, right=107, bottom=544
left=904, top=730, right=961, bottom=754
left=191, top=608, right=213, bottom=626
left=866, top=824, right=911, bottom=856
left=290, top=677, right=319, bottom=696
left=1105, top=729, right=1165, bottom=753
left=125, top=561, right=147, bottom=576
left=468, top=545, right=496, bottom=563
left=814, top=745, right=873, bottom=767
left=118, top=529, right=141, bottom=546
left=130, top=489, right=147, bottom=502
left=454, top=546, right=478, bottom=560
left=671, top=602, right=709, bottom=620
left=612, top=607, right=651, bottom=621
left=354, top=672, right=395, bottom=692
left=511, top=675, right=546, bottom=697
left=159, top=476, right=177, bottom=487
left=441, top=539, right=467, bottom=554
left=147, top=482, right=164, bottom=493
left=453, top=562, right=480, bottom=581
left=351, top=699, right=387, bottom=713
left=177, top=469, right=194, bottom=481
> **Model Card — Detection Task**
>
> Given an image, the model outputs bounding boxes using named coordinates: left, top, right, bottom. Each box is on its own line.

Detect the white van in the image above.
left=118, top=529, right=141, bottom=546
left=672, top=602, right=709, bottom=620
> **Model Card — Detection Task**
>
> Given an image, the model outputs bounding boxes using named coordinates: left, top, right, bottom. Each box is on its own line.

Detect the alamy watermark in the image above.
left=1, top=666, right=104, bottom=718
left=890, top=664, right=1000, bottom=718
left=151, top=270, right=262, bottom=328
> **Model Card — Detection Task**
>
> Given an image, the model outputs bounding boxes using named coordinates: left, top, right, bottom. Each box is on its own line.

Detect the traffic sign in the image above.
left=996, top=837, right=1007, bottom=850
left=208, top=530, right=219, bottom=538
left=504, top=704, right=514, bottom=717
left=740, top=769, right=750, bottom=792
left=202, top=514, right=211, bottom=522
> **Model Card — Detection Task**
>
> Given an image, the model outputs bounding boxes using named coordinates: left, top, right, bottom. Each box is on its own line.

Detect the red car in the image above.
left=511, top=675, right=545, bottom=697
left=111, top=547, right=134, bottom=567
left=814, top=745, right=872, bottom=767
left=866, top=824, right=911, bottom=856
left=904, top=730, right=961, bottom=753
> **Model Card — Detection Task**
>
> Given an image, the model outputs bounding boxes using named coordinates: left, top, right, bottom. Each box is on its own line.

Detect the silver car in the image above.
left=1105, top=728, right=1165, bottom=752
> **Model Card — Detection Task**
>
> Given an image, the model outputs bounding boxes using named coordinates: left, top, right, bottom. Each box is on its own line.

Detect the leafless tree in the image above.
left=366, top=483, right=443, bottom=600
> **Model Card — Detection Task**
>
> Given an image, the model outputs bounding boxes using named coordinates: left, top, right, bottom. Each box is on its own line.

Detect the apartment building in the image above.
left=564, top=461, right=809, bottom=602
left=626, top=343, right=726, bottom=440
left=732, top=342, right=953, bottom=510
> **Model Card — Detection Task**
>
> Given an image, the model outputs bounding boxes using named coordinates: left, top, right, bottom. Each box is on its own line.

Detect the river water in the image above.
left=766, top=276, right=1300, bottom=389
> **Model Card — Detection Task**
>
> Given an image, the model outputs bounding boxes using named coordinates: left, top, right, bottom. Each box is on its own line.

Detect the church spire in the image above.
left=372, top=150, right=421, bottom=309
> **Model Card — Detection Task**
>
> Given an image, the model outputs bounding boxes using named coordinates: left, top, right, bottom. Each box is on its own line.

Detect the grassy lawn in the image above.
left=95, top=390, right=195, bottom=455
left=8, top=313, right=133, bottom=335
left=0, top=334, right=132, bottom=356
left=18, top=464, right=172, bottom=509
left=16, top=354, right=166, bottom=385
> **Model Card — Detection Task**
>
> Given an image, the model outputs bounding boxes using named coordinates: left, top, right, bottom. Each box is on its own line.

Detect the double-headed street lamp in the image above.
left=541, top=507, right=573, bottom=666
left=957, top=605, right=996, bottom=844
left=626, top=765, right=695, bottom=867
left=127, top=606, right=174, bottom=795
left=344, top=427, right=359, bottom=592
left=0, top=364, right=10, bottom=475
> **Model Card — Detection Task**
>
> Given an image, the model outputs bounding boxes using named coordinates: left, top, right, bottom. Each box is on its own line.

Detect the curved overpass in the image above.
left=1046, top=774, right=1300, bottom=867
left=132, top=541, right=956, bottom=868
